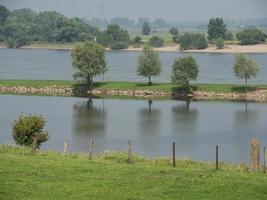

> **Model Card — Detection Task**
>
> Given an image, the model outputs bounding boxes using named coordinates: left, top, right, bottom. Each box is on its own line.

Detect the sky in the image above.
left=1, top=0, right=267, bottom=21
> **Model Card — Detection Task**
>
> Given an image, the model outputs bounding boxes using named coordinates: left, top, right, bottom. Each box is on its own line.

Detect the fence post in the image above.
left=264, top=146, right=267, bottom=174
left=216, top=145, right=219, bottom=170
left=173, top=142, right=176, bottom=168
left=250, top=139, right=260, bottom=173
left=64, top=139, right=68, bottom=154
left=127, top=140, right=132, bottom=163
left=88, top=139, right=94, bottom=160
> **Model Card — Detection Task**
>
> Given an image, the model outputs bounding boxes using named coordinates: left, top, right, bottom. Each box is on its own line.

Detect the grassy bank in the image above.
left=1, top=79, right=267, bottom=93
left=1, top=146, right=267, bottom=200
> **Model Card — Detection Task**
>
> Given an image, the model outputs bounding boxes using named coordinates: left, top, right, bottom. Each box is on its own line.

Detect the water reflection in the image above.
left=138, top=100, right=162, bottom=135
left=172, top=100, right=198, bottom=134
left=73, top=98, right=106, bottom=137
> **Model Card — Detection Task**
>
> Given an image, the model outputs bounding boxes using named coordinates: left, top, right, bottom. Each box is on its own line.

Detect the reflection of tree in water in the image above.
left=138, top=100, right=162, bottom=135
left=235, top=101, right=259, bottom=130
left=73, top=98, right=106, bottom=137
left=172, top=100, right=198, bottom=134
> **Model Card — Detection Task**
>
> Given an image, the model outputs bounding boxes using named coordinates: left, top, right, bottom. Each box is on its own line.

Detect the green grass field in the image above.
left=1, top=79, right=267, bottom=93
left=1, top=146, right=267, bottom=200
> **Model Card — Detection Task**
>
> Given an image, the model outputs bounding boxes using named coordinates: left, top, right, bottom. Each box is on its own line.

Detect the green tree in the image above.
left=137, top=45, right=162, bottom=85
left=208, top=18, right=227, bottom=40
left=12, top=114, right=48, bottom=148
left=72, top=42, right=107, bottom=91
left=172, top=56, right=199, bottom=93
left=233, top=54, right=259, bottom=89
left=236, top=28, right=265, bottom=45
left=141, top=22, right=151, bottom=35
left=0, top=5, right=10, bottom=25
left=149, top=36, right=164, bottom=47
left=179, top=32, right=208, bottom=50
left=169, top=27, right=179, bottom=36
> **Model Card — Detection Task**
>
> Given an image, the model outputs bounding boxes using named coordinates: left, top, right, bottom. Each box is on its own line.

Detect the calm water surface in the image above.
left=0, top=48, right=267, bottom=83
left=1, top=95, right=267, bottom=163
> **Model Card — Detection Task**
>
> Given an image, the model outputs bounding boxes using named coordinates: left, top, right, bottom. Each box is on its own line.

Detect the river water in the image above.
left=0, top=48, right=267, bottom=84
left=1, top=95, right=267, bottom=163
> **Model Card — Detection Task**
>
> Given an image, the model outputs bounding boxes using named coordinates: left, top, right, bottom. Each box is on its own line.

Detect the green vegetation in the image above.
left=0, top=6, right=99, bottom=47
left=208, top=18, right=227, bottom=41
left=216, top=37, right=225, bottom=49
left=1, top=80, right=267, bottom=94
left=97, top=24, right=130, bottom=49
left=179, top=32, right=208, bottom=50
left=169, top=27, right=179, bottom=36
left=141, top=22, right=151, bottom=36
left=12, top=114, right=48, bottom=148
left=1, top=146, right=267, bottom=200
left=149, top=36, right=164, bottom=47
left=236, top=28, right=266, bottom=45
left=137, top=45, right=162, bottom=85
left=72, top=42, right=107, bottom=90
left=172, top=56, right=199, bottom=93
left=233, top=54, right=259, bottom=88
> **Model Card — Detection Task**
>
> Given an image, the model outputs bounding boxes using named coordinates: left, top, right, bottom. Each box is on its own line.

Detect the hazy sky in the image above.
left=1, top=0, right=267, bottom=21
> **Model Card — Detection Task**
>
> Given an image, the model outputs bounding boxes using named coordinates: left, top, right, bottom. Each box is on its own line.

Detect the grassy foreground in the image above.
left=1, top=79, right=267, bottom=93
left=1, top=146, right=267, bottom=200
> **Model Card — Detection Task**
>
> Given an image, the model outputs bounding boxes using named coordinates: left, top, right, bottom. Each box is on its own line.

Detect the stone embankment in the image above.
left=0, top=86, right=267, bottom=102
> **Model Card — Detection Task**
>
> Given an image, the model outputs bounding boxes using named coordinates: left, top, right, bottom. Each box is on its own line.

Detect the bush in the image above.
left=172, top=35, right=180, bottom=44
left=134, top=36, right=142, bottom=43
left=149, top=36, right=164, bottom=47
left=216, top=37, right=224, bottom=49
left=236, top=28, right=265, bottom=45
left=6, top=38, right=15, bottom=48
left=110, top=41, right=129, bottom=49
left=12, top=114, right=48, bottom=148
left=14, top=36, right=31, bottom=48
left=180, top=32, right=208, bottom=50
left=225, top=32, right=234, bottom=41
left=169, top=27, right=179, bottom=36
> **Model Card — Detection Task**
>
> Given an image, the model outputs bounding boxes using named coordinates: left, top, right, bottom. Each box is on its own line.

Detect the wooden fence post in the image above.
left=173, top=142, right=176, bottom=168
left=250, top=139, right=260, bottom=173
left=88, top=139, right=94, bottom=160
left=127, top=140, right=132, bottom=163
left=64, top=139, right=68, bottom=154
left=216, top=145, right=219, bottom=170
left=264, top=146, right=267, bottom=174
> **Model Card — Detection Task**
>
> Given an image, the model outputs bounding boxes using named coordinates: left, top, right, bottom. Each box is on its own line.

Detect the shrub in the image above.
left=6, top=38, right=15, bottom=48
left=149, top=36, right=164, bottom=47
left=225, top=32, right=234, bottom=41
left=236, top=28, right=265, bottom=45
left=12, top=114, right=49, bottom=148
left=216, top=37, right=224, bottom=49
left=169, top=27, right=179, bottom=36
left=110, top=41, right=129, bottom=49
left=179, top=32, right=208, bottom=50
left=172, top=35, right=180, bottom=44
left=134, top=36, right=142, bottom=43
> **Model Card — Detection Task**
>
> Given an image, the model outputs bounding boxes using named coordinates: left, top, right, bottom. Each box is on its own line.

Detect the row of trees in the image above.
left=72, top=42, right=259, bottom=92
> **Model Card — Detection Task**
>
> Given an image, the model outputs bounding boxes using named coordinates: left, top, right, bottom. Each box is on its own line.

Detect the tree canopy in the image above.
left=141, top=22, right=151, bottom=35
left=236, top=28, right=266, bottom=45
left=172, top=56, right=199, bottom=92
left=72, top=42, right=107, bottom=90
left=208, top=18, right=227, bottom=40
left=137, top=45, right=162, bottom=85
left=233, top=54, right=259, bottom=88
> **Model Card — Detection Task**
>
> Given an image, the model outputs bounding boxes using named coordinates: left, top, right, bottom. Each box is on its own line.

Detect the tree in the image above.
left=236, top=28, right=265, bottom=45
left=72, top=42, right=107, bottom=91
left=137, top=45, right=162, bottom=85
left=208, top=17, right=227, bottom=40
left=172, top=56, right=199, bottom=93
left=233, top=54, right=259, bottom=89
left=179, top=32, right=208, bottom=50
left=12, top=114, right=48, bottom=148
left=169, top=27, right=179, bottom=36
left=149, top=36, right=164, bottom=47
left=141, top=22, right=151, bottom=35
left=0, top=5, right=10, bottom=25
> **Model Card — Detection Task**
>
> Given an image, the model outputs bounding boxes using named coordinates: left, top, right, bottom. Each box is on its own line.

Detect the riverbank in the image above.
left=1, top=42, right=267, bottom=53
left=1, top=145, right=267, bottom=200
left=1, top=80, right=267, bottom=101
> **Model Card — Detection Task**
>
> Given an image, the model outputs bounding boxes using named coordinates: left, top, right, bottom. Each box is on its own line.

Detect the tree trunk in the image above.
left=87, top=76, right=93, bottom=92
left=148, top=76, right=152, bottom=85
left=245, top=77, right=248, bottom=93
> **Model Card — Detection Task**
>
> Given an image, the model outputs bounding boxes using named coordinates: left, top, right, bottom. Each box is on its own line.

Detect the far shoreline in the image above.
left=1, top=43, right=267, bottom=54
